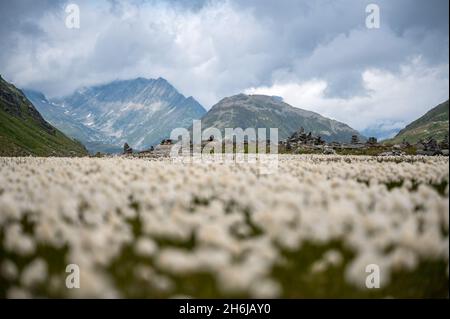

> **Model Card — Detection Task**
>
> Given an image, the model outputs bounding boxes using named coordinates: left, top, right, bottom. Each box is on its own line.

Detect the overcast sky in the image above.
left=0, top=0, right=448, bottom=138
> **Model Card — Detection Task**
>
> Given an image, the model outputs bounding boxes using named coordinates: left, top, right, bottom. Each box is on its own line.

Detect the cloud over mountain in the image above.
left=0, top=0, right=448, bottom=138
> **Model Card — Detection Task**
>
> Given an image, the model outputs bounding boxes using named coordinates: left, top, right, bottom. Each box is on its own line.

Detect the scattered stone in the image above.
left=415, top=137, right=443, bottom=156
left=286, top=127, right=325, bottom=146
left=367, top=137, right=378, bottom=145
left=123, top=143, right=133, bottom=154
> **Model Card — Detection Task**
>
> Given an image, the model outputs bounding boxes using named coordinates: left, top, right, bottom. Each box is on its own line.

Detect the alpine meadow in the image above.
left=0, top=0, right=449, bottom=303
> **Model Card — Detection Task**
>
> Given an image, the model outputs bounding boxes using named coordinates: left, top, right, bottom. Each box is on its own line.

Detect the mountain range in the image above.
left=10, top=73, right=450, bottom=155
left=25, top=78, right=206, bottom=153
left=200, top=94, right=364, bottom=143
left=385, top=100, right=449, bottom=144
left=0, top=75, right=87, bottom=156
left=4, top=73, right=447, bottom=157
left=25, top=78, right=365, bottom=153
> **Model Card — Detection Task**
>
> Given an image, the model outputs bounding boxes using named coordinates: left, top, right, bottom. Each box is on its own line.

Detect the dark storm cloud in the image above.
left=0, top=0, right=448, bottom=135
left=236, top=0, right=449, bottom=97
left=0, top=0, right=66, bottom=39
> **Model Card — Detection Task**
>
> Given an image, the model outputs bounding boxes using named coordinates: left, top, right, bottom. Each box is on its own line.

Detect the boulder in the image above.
left=123, top=143, right=133, bottom=154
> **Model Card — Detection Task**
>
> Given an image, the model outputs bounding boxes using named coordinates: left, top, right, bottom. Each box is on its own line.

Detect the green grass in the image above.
left=0, top=75, right=87, bottom=157
left=0, top=108, right=87, bottom=157
left=272, top=241, right=447, bottom=298
left=385, top=100, right=449, bottom=145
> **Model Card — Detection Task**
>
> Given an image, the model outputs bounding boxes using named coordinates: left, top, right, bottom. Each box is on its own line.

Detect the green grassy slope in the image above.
left=0, top=76, right=88, bottom=156
left=386, top=100, right=449, bottom=144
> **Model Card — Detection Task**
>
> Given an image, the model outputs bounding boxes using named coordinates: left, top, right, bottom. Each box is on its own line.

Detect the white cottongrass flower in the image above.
left=20, top=258, right=48, bottom=287
left=6, top=286, right=31, bottom=299
left=323, top=250, right=343, bottom=267
left=249, top=279, right=282, bottom=298
left=1, top=259, right=18, bottom=281
left=0, top=155, right=447, bottom=297
left=4, top=224, right=36, bottom=256
left=135, top=237, right=158, bottom=257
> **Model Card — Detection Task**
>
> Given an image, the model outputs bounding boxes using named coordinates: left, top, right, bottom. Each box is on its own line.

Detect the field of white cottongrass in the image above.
left=0, top=155, right=448, bottom=298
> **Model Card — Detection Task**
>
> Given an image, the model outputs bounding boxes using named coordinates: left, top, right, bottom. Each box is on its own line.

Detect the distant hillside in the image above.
left=386, top=100, right=449, bottom=144
left=30, top=77, right=206, bottom=152
left=199, top=94, right=364, bottom=143
left=0, top=76, right=88, bottom=156
left=24, top=90, right=122, bottom=154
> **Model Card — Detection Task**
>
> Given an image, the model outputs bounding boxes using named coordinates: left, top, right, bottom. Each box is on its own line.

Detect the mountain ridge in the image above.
left=0, top=75, right=88, bottom=156
left=385, top=100, right=449, bottom=144
left=199, top=94, right=364, bottom=143
left=25, top=77, right=206, bottom=152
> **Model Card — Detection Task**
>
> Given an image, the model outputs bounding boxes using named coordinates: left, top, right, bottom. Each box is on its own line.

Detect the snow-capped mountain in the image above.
left=25, top=77, right=206, bottom=152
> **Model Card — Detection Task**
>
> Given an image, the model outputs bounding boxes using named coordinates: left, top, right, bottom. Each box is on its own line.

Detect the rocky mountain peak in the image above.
left=201, top=93, right=364, bottom=143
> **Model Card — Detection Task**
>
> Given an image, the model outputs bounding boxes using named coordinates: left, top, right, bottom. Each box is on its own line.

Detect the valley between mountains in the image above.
left=22, top=77, right=363, bottom=154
